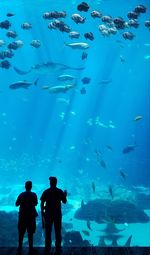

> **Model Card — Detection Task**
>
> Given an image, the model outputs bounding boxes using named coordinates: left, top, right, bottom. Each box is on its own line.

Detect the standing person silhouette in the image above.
left=16, top=181, right=38, bottom=253
left=40, top=177, right=67, bottom=255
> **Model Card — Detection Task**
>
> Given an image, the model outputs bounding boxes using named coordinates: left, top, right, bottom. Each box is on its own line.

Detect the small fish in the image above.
left=71, top=13, right=86, bottom=24
left=0, top=40, right=5, bottom=47
left=57, top=74, right=75, bottom=81
left=91, top=10, right=102, bottom=19
left=82, top=77, right=91, bottom=84
left=84, top=32, right=94, bottom=41
left=144, top=55, right=150, bottom=60
left=6, top=30, right=18, bottom=38
left=120, top=55, right=125, bottom=63
left=21, top=22, right=32, bottom=30
left=119, top=169, right=127, bottom=180
left=65, top=42, right=89, bottom=50
left=56, top=97, right=70, bottom=104
left=134, top=115, right=142, bottom=121
left=82, top=230, right=90, bottom=236
left=106, top=145, right=113, bottom=151
left=42, top=86, right=49, bottom=90
left=122, top=31, right=135, bottom=40
left=91, top=181, right=95, bottom=193
left=69, top=31, right=80, bottom=39
left=144, top=43, right=150, bottom=47
left=99, top=159, right=107, bottom=169
left=30, top=40, right=41, bottom=48
left=48, top=84, right=75, bottom=93
left=108, top=185, right=113, bottom=199
left=81, top=51, right=88, bottom=60
left=122, top=144, right=136, bottom=154
left=81, top=199, right=85, bottom=208
left=98, top=79, right=112, bottom=85
left=94, top=148, right=102, bottom=157
left=87, top=219, right=92, bottom=230
left=6, top=13, right=15, bottom=17
left=80, top=87, right=86, bottom=94
left=77, top=2, right=90, bottom=12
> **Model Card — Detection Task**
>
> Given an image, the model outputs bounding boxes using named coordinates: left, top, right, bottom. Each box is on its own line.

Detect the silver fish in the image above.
left=9, top=78, right=38, bottom=89
left=65, top=42, right=89, bottom=50
left=48, top=84, right=75, bottom=93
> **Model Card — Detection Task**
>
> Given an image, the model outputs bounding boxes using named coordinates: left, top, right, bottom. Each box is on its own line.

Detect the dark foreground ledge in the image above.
left=0, top=247, right=150, bottom=255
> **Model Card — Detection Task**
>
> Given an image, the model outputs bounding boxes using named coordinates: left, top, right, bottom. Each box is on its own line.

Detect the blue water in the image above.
left=0, top=0, right=150, bottom=247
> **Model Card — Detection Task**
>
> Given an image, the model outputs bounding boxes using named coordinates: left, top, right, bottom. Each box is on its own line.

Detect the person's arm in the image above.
left=61, top=190, right=67, bottom=204
left=40, top=193, right=45, bottom=228
left=15, top=194, right=21, bottom=206
left=34, top=194, right=38, bottom=206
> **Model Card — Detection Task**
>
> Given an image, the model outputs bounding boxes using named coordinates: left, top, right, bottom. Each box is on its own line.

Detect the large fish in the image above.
left=14, top=62, right=85, bottom=75
left=9, top=78, right=38, bottom=89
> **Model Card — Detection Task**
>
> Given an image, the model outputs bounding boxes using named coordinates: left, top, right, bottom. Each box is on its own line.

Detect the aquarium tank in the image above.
left=0, top=0, right=150, bottom=248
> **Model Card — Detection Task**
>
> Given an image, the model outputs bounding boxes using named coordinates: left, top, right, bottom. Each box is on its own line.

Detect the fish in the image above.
left=122, top=31, right=135, bottom=40
left=134, top=115, right=142, bottom=121
left=91, top=10, right=102, bottom=18
left=94, top=148, right=102, bottom=157
left=6, top=13, right=15, bottom=17
left=69, top=31, right=80, bottom=39
left=144, top=55, right=150, bottom=60
left=57, top=74, right=76, bottom=81
left=108, top=185, right=113, bottom=199
left=30, top=40, right=41, bottom=48
left=120, top=55, right=125, bottom=63
left=42, top=86, right=49, bottom=90
left=77, top=2, right=90, bottom=12
left=86, top=219, right=92, bottom=230
left=43, top=11, right=66, bottom=19
left=0, top=40, right=5, bottom=47
left=81, top=51, right=88, bottom=60
left=82, top=77, right=91, bottom=84
left=98, top=79, right=112, bottom=85
left=65, top=42, right=89, bottom=50
left=80, top=87, right=86, bottom=94
left=119, top=169, right=127, bottom=180
left=81, top=199, right=85, bottom=209
left=91, top=182, right=95, bottom=193
left=48, top=84, right=75, bottom=93
left=9, top=78, right=38, bottom=90
left=99, top=159, right=107, bottom=169
left=71, top=13, right=86, bottom=24
left=106, top=145, right=113, bottom=151
left=56, top=97, right=70, bottom=104
left=82, top=230, right=90, bottom=236
left=14, top=62, right=85, bottom=75
left=84, top=32, right=94, bottom=41
left=122, top=144, right=136, bottom=154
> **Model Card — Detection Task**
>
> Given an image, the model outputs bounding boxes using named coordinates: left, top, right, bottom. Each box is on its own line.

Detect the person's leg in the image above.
left=18, top=220, right=26, bottom=250
left=54, top=217, right=62, bottom=254
left=27, top=229, right=33, bottom=250
left=18, top=228, right=26, bottom=250
left=45, top=218, right=53, bottom=251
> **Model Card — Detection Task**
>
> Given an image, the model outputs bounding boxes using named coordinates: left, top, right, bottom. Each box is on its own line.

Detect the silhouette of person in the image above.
left=40, top=177, right=67, bottom=254
left=16, top=181, right=38, bottom=253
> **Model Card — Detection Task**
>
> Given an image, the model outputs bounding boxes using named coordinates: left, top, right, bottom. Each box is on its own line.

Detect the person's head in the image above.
left=49, top=176, right=57, bottom=188
left=25, top=181, right=32, bottom=191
